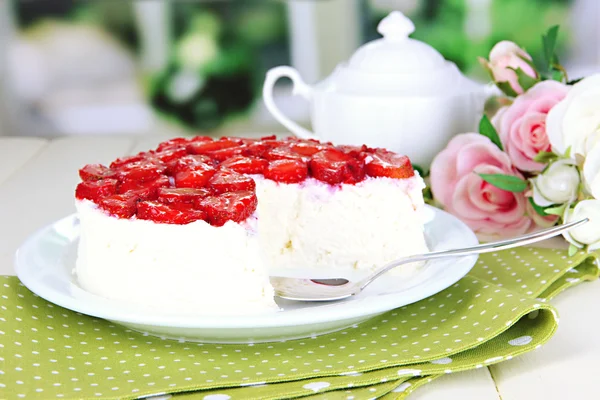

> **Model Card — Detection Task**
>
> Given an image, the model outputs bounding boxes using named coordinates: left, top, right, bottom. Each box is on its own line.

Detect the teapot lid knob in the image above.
left=377, top=11, right=415, bottom=41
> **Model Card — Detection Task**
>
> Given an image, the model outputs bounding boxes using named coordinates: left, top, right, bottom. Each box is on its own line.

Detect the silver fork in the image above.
left=270, top=218, right=588, bottom=301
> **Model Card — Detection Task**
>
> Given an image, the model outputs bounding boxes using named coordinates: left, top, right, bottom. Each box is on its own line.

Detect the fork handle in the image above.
left=358, top=218, right=588, bottom=292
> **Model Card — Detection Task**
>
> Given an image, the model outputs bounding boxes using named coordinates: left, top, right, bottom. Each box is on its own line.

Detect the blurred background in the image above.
left=0, top=0, right=598, bottom=138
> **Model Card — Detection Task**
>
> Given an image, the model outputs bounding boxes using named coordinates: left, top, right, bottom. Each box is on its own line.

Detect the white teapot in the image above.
left=263, top=11, right=497, bottom=167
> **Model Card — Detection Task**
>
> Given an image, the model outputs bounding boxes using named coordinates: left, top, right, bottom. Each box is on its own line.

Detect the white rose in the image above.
left=583, top=144, right=600, bottom=199
left=563, top=200, right=600, bottom=250
left=547, top=74, right=600, bottom=157
left=532, top=159, right=580, bottom=207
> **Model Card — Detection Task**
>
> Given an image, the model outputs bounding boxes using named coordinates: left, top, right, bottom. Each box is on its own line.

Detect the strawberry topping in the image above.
left=309, top=149, right=365, bottom=184
left=364, top=149, right=414, bottom=179
left=208, top=146, right=245, bottom=163
left=137, top=201, right=206, bottom=224
left=220, top=156, right=268, bottom=175
left=109, top=153, right=151, bottom=169
left=118, top=175, right=170, bottom=201
left=158, top=188, right=211, bottom=205
left=186, top=139, right=240, bottom=155
left=156, top=137, right=190, bottom=152
left=168, top=154, right=213, bottom=175
left=265, top=146, right=308, bottom=162
left=78, top=136, right=415, bottom=223
left=174, top=163, right=217, bottom=188
left=79, top=164, right=117, bottom=181
left=264, top=159, right=308, bottom=184
left=198, top=191, right=257, bottom=227
left=154, top=147, right=188, bottom=163
left=98, top=193, right=140, bottom=218
left=76, top=179, right=118, bottom=201
left=208, top=170, right=256, bottom=194
left=116, top=160, right=166, bottom=182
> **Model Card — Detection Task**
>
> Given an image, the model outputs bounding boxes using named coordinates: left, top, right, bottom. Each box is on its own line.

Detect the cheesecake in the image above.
left=74, top=136, right=428, bottom=314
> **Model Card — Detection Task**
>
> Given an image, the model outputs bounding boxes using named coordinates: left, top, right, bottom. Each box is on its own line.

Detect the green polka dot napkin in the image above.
left=1, top=247, right=598, bottom=400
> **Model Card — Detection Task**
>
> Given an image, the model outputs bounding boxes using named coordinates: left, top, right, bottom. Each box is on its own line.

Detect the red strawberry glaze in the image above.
left=98, top=193, right=140, bottom=218
left=364, top=149, right=414, bottom=179
left=310, top=149, right=365, bottom=185
left=220, top=156, right=268, bottom=175
left=137, top=201, right=206, bottom=225
left=197, top=191, right=257, bottom=227
left=174, top=163, right=217, bottom=189
left=76, top=179, right=118, bottom=202
left=264, top=159, right=308, bottom=184
left=118, top=175, right=170, bottom=201
left=79, top=164, right=117, bottom=181
left=158, top=188, right=211, bottom=205
left=76, top=136, right=416, bottom=224
left=208, top=170, right=256, bottom=194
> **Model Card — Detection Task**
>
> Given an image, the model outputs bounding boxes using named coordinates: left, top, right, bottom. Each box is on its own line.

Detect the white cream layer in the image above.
left=75, top=174, right=428, bottom=314
left=75, top=200, right=277, bottom=315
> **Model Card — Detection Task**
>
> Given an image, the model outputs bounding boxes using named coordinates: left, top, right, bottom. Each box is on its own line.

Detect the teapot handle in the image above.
left=263, top=66, right=318, bottom=140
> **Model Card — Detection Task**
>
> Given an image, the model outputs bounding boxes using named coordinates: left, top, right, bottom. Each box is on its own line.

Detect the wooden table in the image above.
left=1, top=135, right=598, bottom=400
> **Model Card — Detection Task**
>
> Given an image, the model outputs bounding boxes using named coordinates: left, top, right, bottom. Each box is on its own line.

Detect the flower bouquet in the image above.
left=430, top=27, right=600, bottom=254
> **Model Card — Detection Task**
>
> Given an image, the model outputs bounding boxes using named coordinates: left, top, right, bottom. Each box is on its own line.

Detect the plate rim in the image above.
left=14, top=205, right=479, bottom=329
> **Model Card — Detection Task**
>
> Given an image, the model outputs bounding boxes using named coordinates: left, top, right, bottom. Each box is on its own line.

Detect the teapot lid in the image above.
left=322, top=11, right=478, bottom=96
left=348, top=11, right=445, bottom=74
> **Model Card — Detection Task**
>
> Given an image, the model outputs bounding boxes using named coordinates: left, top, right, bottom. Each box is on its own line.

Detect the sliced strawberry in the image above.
left=198, top=191, right=257, bottom=227
left=79, top=164, right=117, bottom=181
left=168, top=154, right=213, bottom=175
left=190, top=135, right=213, bottom=143
left=242, top=140, right=279, bottom=158
left=364, top=150, right=414, bottom=179
left=208, top=146, right=245, bottom=163
left=309, top=149, right=365, bottom=185
left=75, top=179, right=118, bottom=201
left=154, top=147, right=188, bottom=163
left=186, top=139, right=239, bottom=155
left=109, top=153, right=153, bottom=169
left=220, top=156, right=268, bottom=175
left=156, top=138, right=190, bottom=152
left=260, top=135, right=277, bottom=141
left=118, top=175, right=170, bottom=201
left=265, top=146, right=308, bottom=162
left=98, top=193, right=140, bottom=218
left=116, top=160, right=167, bottom=182
left=290, top=141, right=327, bottom=157
left=337, top=144, right=371, bottom=160
left=174, top=163, right=217, bottom=188
left=158, top=187, right=211, bottom=205
left=264, top=159, right=308, bottom=184
left=208, top=170, right=256, bottom=194
left=137, top=201, right=206, bottom=224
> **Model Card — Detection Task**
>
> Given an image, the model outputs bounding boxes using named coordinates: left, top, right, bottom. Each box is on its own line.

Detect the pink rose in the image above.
left=487, top=41, right=537, bottom=95
left=493, top=81, right=569, bottom=172
left=430, top=133, right=532, bottom=241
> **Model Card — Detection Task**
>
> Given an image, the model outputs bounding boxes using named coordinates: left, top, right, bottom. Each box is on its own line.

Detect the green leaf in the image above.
left=568, top=243, right=578, bottom=257
left=542, top=25, right=560, bottom=67
left=544, top=203, right=567, bottom=216
left=511, top=67, right=539, bottom=92
left=479, top=115, right=504, bottom=151
left=564, top=146, right=572, bottom=159
left=478, top=173, right=528, bottom=192
left=551, top=68, right=566, bottom=83
left=533, top=151, right=558, bottom=164
left=528, top=197, right=548, bottom=216
left=495, top=80, right=519, bottom=98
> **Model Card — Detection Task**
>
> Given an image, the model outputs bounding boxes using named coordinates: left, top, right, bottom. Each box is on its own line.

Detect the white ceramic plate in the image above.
left=15, top=206, right=478, bottom=343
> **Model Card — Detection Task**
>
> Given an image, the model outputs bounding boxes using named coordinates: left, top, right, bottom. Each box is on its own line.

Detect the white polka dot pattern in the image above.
left=0, top=247, right=597, bottom=399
